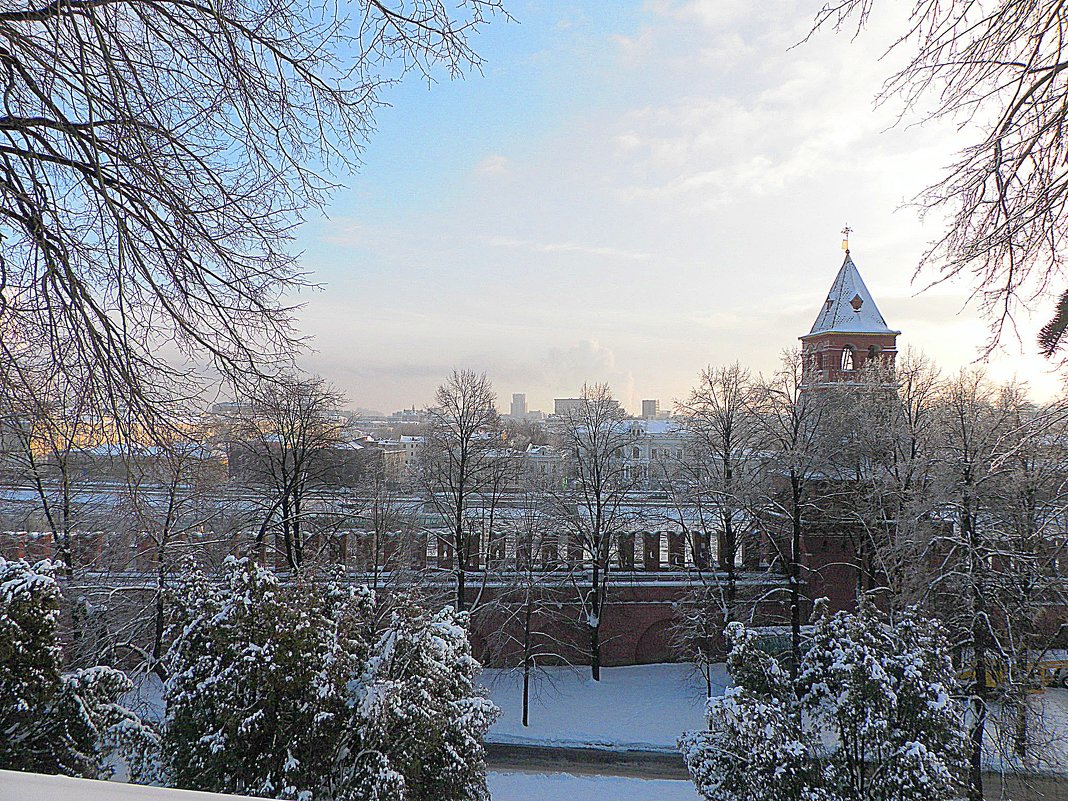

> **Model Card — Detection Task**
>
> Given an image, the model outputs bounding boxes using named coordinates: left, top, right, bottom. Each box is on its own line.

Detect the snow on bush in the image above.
left=162, top=557, right=498, bottom=801
left=0, top=557, right=159, bottom=780
left=680, top=602, right=966, bottom=801
left=351, top=602, right=500, bottom=801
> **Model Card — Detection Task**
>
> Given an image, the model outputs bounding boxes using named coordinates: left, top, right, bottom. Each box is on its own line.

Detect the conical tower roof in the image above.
left=804, top=252, right=899, bottom=338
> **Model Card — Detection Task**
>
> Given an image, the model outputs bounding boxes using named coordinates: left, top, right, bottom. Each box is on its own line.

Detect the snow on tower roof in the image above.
left=803, top=251, right=900, bottom=338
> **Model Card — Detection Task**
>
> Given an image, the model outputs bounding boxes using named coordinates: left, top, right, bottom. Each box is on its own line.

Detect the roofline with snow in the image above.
left=799, top=328, right=901, bottom=341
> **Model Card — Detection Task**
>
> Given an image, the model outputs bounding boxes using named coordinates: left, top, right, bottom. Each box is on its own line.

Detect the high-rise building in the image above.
left=511, top=393, right=528, bottom=418
left=642, top=399, right=659, bottom=419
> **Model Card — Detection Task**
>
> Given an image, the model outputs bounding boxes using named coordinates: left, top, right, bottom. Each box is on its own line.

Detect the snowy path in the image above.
left=480, top=663, right=721, bottom=751
left=487, top=769, right=700, bottom=801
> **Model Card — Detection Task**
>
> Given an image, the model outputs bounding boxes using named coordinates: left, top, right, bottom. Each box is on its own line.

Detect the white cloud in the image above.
left=480, top=235, right=651, bottom=261
left=475, top=154, right=511, bottom=176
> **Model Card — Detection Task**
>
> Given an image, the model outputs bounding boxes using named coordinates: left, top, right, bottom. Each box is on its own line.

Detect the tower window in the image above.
left=841, top=346, right=857, bottom=371
left=867, top=344, right=881, bottom=361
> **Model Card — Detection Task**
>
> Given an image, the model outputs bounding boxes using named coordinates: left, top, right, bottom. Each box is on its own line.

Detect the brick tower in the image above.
left=800, top=247, right=900, bottom=385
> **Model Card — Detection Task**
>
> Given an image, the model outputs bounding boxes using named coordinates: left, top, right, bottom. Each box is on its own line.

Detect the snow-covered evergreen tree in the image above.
left=679, top=623, right=817, bottom=801
left=681, top=604, right=966, bottom=801
left=799, top=603, right=965, bottom=801
left=0, top=557, right=158, bottom=780
left=162, top=557, right=372, bottom=798
left=350, top=601, right=499, bottom=801
left=162, top=557, right=498, bottom=801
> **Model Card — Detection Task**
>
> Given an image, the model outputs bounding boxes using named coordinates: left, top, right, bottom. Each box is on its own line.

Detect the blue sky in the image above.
left=288, top=0, right=1066, bottom=413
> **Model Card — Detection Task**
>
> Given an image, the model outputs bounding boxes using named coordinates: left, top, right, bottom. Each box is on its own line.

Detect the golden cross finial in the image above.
left=841, top=224, right=852, bottom=253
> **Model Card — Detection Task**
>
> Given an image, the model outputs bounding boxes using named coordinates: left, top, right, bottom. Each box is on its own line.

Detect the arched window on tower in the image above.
left=841, top=345, right=856, bottom=371
left=867, top=344, right=881, bottom=363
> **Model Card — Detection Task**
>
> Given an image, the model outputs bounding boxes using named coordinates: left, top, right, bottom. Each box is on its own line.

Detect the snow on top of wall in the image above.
left=0, top=770, right=271, bottom=801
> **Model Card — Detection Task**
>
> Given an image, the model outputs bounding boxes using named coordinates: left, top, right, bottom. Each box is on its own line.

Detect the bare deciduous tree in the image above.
left=850, top=351, right=943, bottom=607
left=227, top=374, right=349, bottom=569
left=748, top=350, right=831, bottom=679
left=483, top=485, right=573, bottom=728
left=112, top=431, right=229, bottom=677
left=676, top=363, right=759, bottom=623
left=0, top=0, right=504, bottom=429
left=551, top=383, right=638, bottom=681
left=809, top=1, right=1068, bottom=356
left=354, top=461, right=419, bottom=592
left=0, top=360, right=107, bottom=576
left=923, top=371, right=1068, bottom=800
left=419, top=369, right=501, bottom=611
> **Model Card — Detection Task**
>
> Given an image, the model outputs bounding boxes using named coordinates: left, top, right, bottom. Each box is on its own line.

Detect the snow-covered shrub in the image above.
left=162, top=557, right=372, bottom=798
left=681, top=604, right=966, bottom=801
left=350, top=601, right=499, bottom=801
left=162, top=557, right=498, bottom=801
left=0, top=557, right=158, bottom=779
left=680, top=623, right=818, bottom=801
left=799, top=604, right=964, bottom=801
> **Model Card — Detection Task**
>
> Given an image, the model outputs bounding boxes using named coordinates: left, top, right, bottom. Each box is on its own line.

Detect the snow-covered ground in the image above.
left=481, top=663, right=722, bottom=751
left=983, top=687, right=1068, bottom=775
left=487, top=769, right=700, bottom=800
left=112, top=660, right=1068, bottom=801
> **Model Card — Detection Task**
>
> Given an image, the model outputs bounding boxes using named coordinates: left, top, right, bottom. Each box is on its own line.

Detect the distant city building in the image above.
left=553, top=396, right=625, bottom=418
left=641, top=399, right=659, bottom=419
left=523, top=443, right=563, bottom=480
left=511, top=393, right=528, bottom=418
left=554, top=398, right=583, bottom=416
left=390, top=407, right=428, bottom=423
left=398, top=435, right=425, bottom=471
left=210, top=401, right=255, bottom=417
left=368, top=434, right=425, bottom=476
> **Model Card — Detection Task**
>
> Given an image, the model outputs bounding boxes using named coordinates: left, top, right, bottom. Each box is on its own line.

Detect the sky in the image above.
left=288, top=0, right=1068, bottom=415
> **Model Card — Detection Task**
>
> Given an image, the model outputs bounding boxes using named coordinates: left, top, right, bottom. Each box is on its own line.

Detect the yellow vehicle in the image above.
left=958, top=651, right=1068, bottom=692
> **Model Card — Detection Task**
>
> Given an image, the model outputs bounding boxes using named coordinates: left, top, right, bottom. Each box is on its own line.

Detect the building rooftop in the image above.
left=804, top=252, right=900, bottom=338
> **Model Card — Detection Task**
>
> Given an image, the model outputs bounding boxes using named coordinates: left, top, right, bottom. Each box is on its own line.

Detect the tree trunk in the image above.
left=789, top=472, right=803, bottom=683
left=968, top=689, right=987, bottom=801
left=372, top=529, right=381, bottom=591
left=590, top=557, right=601, bottom=681
left=590, top=621, right=601, bottom=682
left=281, top=494, right=294, bottom=569
left=292, top=488, right=303, bottom=567
left=1014, top=697, right=1029, bottom=760
left=454, top=511, right=467, bottom=611
left=523, top=599, right=533, bottom=727
left=724, top=518, right=737, bottom=628
left=152, top=544, right=167, bottom=680
left=965, top=502, right=987, bottom=801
